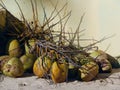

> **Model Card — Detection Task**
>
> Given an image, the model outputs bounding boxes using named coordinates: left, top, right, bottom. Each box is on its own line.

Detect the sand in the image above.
left=0, top=69, right=120, bottom=90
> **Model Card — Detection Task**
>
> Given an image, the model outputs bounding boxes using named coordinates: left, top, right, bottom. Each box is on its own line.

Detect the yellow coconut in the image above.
left=51, top=61, right=68, bottom=83
left=33, top=56, right=52, bottom=78
left=78, top=61, right=99, bottom=81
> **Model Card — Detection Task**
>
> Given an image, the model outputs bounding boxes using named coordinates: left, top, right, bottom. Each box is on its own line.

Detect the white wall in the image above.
left=98, top=0, right=120, bottom=56
left=1, top=0, right=120, bottom=56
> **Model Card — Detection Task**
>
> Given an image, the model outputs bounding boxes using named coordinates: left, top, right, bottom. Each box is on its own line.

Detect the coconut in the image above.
left=78, top=61, right=99, bottom=81
left=90, top=50, right=112, bottom=72
left=33, top=56, right=52, bottom=78
left=8, top=39, right=22, bottom=57
left=51, top=61, right=68, bottom=83
left=2, top=57, right=24, bottom=77
left=0, top=55, right=11, bottom=71
left=25, top=39, right=36, bottom=54
left=20, top=54, right=36, bottom=71
left=89, top=50, right=119, bottom=68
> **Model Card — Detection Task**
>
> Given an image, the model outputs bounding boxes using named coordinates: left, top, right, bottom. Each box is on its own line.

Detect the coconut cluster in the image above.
left=0, top=39, right=120, bottom=83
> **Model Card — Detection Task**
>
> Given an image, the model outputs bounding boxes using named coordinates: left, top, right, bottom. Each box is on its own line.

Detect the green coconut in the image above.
left=20, top=54, right=36, bottom=71
left=2, top=57, right=24, bottom=77
left=25, top=39, right=36, bottom=54
left=8, top=39, right=22, bottom=57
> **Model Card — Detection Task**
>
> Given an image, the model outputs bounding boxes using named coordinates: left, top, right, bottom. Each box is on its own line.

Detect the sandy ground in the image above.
left=0, top=69, right=120, bottom=90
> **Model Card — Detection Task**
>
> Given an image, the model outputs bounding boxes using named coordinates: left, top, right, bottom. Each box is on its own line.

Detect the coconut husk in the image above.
left=0, top=8, right=25, bottom=55
left=0, top=8, right=25, bottom=34
left=5, top=10, right=25, bottom=38
left=0, top=8, right=6, bottom=30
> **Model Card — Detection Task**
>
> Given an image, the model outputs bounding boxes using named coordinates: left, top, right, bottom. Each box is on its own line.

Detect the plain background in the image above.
left=1, top=0, right=120, bottom=56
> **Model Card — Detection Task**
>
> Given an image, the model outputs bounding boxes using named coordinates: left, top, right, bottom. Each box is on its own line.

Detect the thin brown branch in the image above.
left=30, top=0, right=35, bottom=25
left=47, top=0, right=59, bottom=23
left=15, top=0, right=25, bottom=23
left=44, top=11, right=72, bottom=32
left=42, top=2, right=68, bottom=28
left=35, top=0, right=38, bottom=23
left=40, top=0, right=50, bottom=31
left=70, top=13, right=85, bottom=45
left=0, top=0, right=6, bottom=8
left=83, top=35, right=115, bottom=51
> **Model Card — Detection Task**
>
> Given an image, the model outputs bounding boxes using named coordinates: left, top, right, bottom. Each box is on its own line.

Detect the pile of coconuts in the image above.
left=0, top=38, right=120, bottom=83
left=0, top=39, right=36, bottom=77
